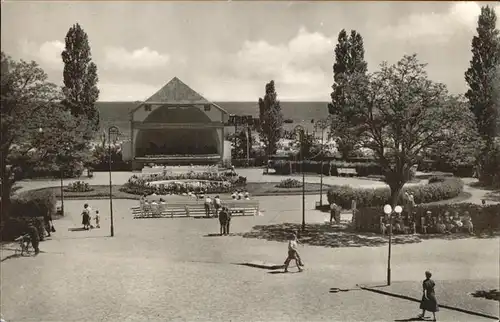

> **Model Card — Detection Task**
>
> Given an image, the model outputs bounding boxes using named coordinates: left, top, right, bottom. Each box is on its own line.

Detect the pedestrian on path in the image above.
left=225, top=207, right=232, bottom=235
left=95, top=210, right=100, bottom=229
left=204, top=195, right=212, bottom=218
left=283, top=232, right=304, bottom=273
left=418, top=271, right=439, bottom=321
left=27, top=223, right=40, bottom=255
left=82, top=204, right=91, bottom=230
left=218, top=207, right=228, bottom=236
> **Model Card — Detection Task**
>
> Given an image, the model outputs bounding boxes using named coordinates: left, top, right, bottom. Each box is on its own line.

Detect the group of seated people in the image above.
left=380, top=210, right=474, bottom=235
left=139, top=195, right=168, bottom=215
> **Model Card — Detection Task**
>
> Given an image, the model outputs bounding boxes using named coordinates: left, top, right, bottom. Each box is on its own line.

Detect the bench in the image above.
left=337, top=168, right=357, bottom=177
left=132, top=200, right=259, bottom=219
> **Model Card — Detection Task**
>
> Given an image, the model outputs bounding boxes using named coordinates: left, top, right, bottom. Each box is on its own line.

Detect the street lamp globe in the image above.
left=38, top=127, right=43, bottom=133
left=383, top=204, right=392, bottom=215
left=394, top=205, right=403, bottom=214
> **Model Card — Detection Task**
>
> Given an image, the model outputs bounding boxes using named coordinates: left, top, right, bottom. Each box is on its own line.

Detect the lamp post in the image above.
left=108, top=126, right=120, bottom=237
left=383, top=204, right=403, bottom=286
left=294, top=125, right=306, bottom=232
left=313, top=119, right=328, bottom=206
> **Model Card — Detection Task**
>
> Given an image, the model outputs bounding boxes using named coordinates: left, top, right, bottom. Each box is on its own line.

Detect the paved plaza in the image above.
left=1, top=190, right=499, bottom=321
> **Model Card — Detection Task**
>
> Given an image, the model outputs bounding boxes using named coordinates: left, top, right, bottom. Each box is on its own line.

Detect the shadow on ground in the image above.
left=394, top=317, right=429, bottom=321
left=470, top=290, right=500, bottom=302
left=238, top=223, right=500, bottom=248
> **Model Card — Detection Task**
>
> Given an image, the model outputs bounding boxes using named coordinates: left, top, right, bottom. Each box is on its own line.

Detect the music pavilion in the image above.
left=128, top=77, right=233, bottom=170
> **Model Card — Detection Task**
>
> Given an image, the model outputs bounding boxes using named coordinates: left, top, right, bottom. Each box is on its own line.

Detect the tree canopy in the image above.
left=341, top=54, right=478, bottom=205
left=328, top=29, right=368, bottom=159
left=258, top=80, right=284, bottom=158
left=62, top=23, right=100, bottom=135
left=1, top=52, right=89, bottom=222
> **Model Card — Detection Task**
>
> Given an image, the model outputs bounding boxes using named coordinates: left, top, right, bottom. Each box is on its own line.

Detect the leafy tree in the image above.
left=342, top=54, right=478, bottom=206
left=465, top=5, right=500, bottom=141
left=328, top=29, right=368, bottom=159
left=230, top=128, right=254, bottom=160
left=0, top=53, right=88, bottom=223
left=258, top=80, right=284, bottom=159
left=61, top=23, right=100, bottom=135
left=465, top=6, right=500, bottom=185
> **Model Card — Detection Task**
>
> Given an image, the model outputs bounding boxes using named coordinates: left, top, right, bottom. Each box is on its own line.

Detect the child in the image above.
left=95, top=210, right=100, bottom=229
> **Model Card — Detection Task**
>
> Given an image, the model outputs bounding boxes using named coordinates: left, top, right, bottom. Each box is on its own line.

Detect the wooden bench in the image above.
left=132, top=200, right=259, bottom=219
left=337, top=168, right=358, bottom=177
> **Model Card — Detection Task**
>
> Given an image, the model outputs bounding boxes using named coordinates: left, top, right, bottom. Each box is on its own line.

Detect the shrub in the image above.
left=270, top=159, right=385, bottom=177
left=428, top=176, right=446, bottom=184
left=65, top=181, right=93, bottom=192
left=0, top=190, right=57, bottom=241
left=276, top=179, right=303, bottom=188
left=327, top=177, right=464, bottom=209
left=354, top=203, right=500, bottom=234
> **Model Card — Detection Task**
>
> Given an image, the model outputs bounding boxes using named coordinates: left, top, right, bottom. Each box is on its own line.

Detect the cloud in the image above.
left=103, top=46, right=170, bottom=70
left=19, top=40, right=65, bottom=69
left=378, top=2, right=500, bottom=42
left=98, top=82, right=162, bottom=101
left=226, top=27, right=333, bottom=100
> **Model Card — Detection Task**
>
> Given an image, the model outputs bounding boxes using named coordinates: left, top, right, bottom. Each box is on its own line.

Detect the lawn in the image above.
left=26, top=182, right=331, bottom=200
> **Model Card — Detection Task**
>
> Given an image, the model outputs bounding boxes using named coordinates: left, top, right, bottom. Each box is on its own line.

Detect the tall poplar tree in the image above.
left=61, top=23, right=100, bottom=135
left=328, top=29, right=368, bottom=159
left=465, top=5, right=500, bottom=185
left=258, top=80, right=284, bottom=160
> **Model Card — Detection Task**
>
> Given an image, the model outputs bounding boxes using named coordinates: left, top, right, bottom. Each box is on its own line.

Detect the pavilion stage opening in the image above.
left=129, top=77, right=229, bottom=169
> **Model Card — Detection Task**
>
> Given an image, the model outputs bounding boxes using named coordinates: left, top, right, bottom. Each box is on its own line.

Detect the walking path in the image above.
left=1, top=198, right=498, bottom=321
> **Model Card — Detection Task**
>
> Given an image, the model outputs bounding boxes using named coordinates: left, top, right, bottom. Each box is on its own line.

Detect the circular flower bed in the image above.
left=64, top=181, right=94, bottom=193
left=275, top=178, right=303, bottom=188
left=120, top=171, right=246, bottom=195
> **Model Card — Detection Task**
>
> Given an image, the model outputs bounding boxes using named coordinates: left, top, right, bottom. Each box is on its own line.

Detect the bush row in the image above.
left=276, top=179, right=303, bottom=188
left=270, top=159, right=385, bottom=177
left=327, top=177, right=464, bottom=209
left=354, top=203, right=500, bottom=234
left=0, top=190, right=57, bottom=241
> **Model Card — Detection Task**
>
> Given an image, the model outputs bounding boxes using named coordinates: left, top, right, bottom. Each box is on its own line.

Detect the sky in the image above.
left=2, top=1, right=499, bottom=102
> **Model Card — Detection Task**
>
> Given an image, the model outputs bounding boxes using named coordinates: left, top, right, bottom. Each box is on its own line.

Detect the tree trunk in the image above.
left=0, top=179, right=12, bottom=226
left=389, top=183, right=404, bottom=208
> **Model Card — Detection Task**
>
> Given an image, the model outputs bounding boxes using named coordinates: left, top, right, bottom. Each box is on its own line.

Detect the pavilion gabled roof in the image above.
left=130, top=77, right=227, bottom=114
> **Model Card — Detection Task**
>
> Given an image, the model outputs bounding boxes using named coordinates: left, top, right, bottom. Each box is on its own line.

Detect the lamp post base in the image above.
left=387, top=268, right=391, bottom=286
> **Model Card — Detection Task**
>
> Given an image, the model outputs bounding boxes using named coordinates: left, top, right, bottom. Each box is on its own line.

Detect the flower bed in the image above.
left=275, top=178, right=303, bottom=188
left=327, top=177, right=464, bottom=209
left=354, top=203, right=500, bottom=234
left=120, top=171, right=246, bottom=195
left=64, top=181, right=94, bottom=192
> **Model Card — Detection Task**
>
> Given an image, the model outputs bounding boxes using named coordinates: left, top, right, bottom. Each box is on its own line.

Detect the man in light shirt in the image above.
left=204, top=195, right=212, bottom=218
left=283, top=232, right=304, bottom=273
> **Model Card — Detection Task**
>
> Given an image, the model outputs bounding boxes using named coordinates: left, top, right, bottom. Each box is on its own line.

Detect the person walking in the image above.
left=27, top=222, right=40, bottom=255
left=213, top=195, right=221, bottom=217
left=418, top=271, right=439, bottom=321
left=82, top=204, right=91, bottom=230
left=284, top=232, right=304, bottom=273
left=43, top=211, right=54, bottom=237
left=225, top=207, right=232, bottom=235
left=218, top=206, right=228, bottom=236
left=204, top=195, right=212, bottom=218
left=95, top=210, right=101, bottom=229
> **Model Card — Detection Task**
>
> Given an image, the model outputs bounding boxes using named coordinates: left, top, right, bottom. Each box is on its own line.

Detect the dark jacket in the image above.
left=219, top=210, right=228, bottom=223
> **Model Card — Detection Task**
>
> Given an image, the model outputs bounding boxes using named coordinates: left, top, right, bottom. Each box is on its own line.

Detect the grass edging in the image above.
left=358, top=285, right=499, bottom=320
left=23, top=182, right=332, bottom=200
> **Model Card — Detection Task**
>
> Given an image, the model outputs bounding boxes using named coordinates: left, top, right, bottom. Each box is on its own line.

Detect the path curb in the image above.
left=358, top=285, right=499, bottom=320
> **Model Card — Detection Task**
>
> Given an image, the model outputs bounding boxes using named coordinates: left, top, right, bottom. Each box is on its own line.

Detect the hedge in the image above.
left=0, top=190, right=57, bottom=241
left=271, top=159, right=385, bottom=176
left=354, top=203, right=500, bottom=234
left=327, top=177, right=464, bottom=209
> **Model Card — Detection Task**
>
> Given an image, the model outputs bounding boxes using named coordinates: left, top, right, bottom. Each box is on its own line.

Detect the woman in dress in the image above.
left=418, top=271, right=439, bottom=321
